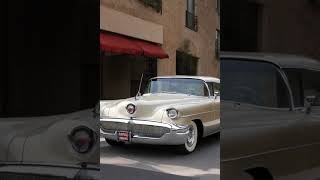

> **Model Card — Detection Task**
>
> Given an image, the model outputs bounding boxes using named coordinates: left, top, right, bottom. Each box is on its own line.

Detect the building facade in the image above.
left=222, top=0, right=320, bottom=60
left=100, top=0, right=220, bottom=99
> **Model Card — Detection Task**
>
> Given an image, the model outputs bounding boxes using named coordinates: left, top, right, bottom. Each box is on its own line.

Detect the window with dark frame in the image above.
left=138, top=0, right=163, bottom=13
left=186, top=0, right=197, bottom=31
left=176, top=51, right=198, bottom=76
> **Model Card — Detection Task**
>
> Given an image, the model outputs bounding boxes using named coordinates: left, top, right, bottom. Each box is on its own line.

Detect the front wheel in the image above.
left=176, top=121, right=198, bottom=154
left=105, top=139, right=124, bottom=146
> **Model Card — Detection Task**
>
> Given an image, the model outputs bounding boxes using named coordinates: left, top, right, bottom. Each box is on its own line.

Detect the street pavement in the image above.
left=100, top=134, right=220, bottom=180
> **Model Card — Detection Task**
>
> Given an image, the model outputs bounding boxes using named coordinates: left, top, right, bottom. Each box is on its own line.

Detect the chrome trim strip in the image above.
left=181, top=110, right=214, bottom=118
left=221, top=142, right=320, bottom=163
left=100, top=118, right=173, bottom=129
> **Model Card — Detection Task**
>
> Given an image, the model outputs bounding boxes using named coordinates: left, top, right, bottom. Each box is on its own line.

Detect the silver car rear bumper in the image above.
left=100, top=118, right=190, bottom=145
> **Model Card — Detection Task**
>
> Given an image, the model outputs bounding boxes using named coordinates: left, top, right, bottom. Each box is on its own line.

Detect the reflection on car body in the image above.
left=0, top=107, right=100, bottom=180
left=100, top=76, right=220, bottom=153
left=221, top=52, right=320, bottom=180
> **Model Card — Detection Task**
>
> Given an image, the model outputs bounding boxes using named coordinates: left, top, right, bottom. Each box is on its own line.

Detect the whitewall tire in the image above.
left=176, top=121, right=198, bottom=154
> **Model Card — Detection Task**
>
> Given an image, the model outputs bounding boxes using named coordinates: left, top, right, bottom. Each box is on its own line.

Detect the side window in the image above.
left=207, top=82, right=214, bottom=96
left=302, top=70, right=320, bottom=106
left=285, top=69, right=320, bottom=107
left=186, top=0, right=197, bottom=31
left=214, top=83, right=220, bottom=94
left=284, top=69, right=304, bottom=107
left=221, top=59, right=291, bottom=108
left=207, top=82, right=220, bottom=96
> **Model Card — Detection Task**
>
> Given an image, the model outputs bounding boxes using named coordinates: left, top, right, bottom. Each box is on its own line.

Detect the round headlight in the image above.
left=167, top=108, right=179, bottom=120
left=69, top=127, right=95, bottom=153
left=126, top=104, right=136, bottom=114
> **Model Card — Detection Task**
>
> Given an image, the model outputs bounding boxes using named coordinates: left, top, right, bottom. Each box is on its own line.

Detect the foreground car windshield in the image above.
left=145, top=78, right=208, bottom=96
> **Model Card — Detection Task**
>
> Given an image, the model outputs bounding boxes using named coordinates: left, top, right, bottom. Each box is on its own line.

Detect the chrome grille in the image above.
left=101, top=121, right=170, bottom=138
left=0, top=173, right=68, bottom=180
left=101, top=121, right=128, bottom=132
left=131, top=124, right=170, bottom=138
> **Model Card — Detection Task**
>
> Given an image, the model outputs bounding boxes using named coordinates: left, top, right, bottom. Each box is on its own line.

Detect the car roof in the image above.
left=221, top=51, right=320, bottom=71
left=151, top=76, right=220, bottom=83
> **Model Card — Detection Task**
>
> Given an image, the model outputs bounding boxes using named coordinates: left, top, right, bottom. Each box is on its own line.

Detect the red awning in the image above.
left=135, top=40, right=169, bottom=59
left=100, top=33, right=143, bottom=55
left=100, top=32, right=168, bottom=59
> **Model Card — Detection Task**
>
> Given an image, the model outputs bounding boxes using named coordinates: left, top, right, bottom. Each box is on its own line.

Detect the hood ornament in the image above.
left=135, top=73, right=144, bottom=100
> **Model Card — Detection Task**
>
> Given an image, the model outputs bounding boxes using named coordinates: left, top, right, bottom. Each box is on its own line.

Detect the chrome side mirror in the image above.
left=214, top=90, right=220, bottom=99
left=305, top=96, right=316, bottom=114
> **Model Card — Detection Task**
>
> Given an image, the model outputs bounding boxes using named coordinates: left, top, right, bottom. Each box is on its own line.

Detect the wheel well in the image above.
left=192, top=119, right=204, bottom=138
left=245, top=167, right=274, bottom=180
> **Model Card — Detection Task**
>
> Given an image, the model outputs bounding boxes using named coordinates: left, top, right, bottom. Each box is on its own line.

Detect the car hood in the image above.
left=0, top=109, right=98, bottom=166
left=101, top=93, right=206, bottom=122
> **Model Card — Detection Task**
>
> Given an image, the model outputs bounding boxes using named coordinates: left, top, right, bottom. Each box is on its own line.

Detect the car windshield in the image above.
left=145, top=78, right=209, bottom=96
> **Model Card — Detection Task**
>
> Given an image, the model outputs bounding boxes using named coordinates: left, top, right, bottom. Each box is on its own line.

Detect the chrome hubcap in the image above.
left=187, top=126, right=195, bottom=147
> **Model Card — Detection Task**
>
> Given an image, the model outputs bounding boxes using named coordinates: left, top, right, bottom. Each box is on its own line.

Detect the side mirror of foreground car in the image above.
left=305, top=95, right=317, bottom=114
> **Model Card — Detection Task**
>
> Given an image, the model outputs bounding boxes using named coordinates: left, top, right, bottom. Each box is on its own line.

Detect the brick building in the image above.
left=100, top=0, right=220, bottom=99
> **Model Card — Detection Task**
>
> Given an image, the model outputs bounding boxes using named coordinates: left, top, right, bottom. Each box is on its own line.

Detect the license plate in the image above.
left=117, top=131, right=131, bottom=142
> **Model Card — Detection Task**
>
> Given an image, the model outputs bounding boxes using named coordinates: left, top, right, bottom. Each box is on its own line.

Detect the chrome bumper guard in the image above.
left=100, top=118, right=190, bottom=145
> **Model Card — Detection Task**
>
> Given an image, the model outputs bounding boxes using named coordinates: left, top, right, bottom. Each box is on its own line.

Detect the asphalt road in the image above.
left=100, top=134, right=220, bottom=180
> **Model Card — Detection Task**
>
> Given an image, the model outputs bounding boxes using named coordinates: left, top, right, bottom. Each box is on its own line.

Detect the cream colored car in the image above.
left=100, top=76, right=220, bottom=153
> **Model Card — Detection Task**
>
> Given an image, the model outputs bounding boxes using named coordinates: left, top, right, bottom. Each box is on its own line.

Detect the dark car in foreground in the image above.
left=221, top=52, right=320, bottom=180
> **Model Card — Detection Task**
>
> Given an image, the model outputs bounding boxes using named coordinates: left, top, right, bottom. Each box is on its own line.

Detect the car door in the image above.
left=221, top=59, right=306, bottom=180
left=285, top=69, right=320, bottom=179
left=204, top=82, right=220, bottom=136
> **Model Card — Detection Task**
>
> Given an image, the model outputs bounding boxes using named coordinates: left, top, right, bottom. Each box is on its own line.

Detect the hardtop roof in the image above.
left=221, top=52, right=320, bottom=71
left=151, top=76, right=220, bottom=83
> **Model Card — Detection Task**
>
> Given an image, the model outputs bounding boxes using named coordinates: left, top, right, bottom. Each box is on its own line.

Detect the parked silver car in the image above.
left=221, top=52, right=320, bottom=180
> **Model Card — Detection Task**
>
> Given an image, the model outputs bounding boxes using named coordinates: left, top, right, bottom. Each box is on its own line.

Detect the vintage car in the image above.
left=100, top=76, right=220, bottom=153
left=221, top=52, right=320, bottom=180
left=0, top=106, right=100, bottom=179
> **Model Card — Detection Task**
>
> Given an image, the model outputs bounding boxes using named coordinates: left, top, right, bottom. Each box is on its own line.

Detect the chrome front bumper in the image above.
left=100, top=118, right=190, bottom=145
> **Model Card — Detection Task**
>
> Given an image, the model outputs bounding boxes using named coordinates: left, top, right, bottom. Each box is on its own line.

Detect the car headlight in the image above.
left=167, top=108, right=179, bottom=120
left=69, top=126, right=95, bottom=153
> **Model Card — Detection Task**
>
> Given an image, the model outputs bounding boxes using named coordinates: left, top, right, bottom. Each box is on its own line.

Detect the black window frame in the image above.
left=176, top=51, right=199, bottom=76
left=186, top=0, right=198, bottom=31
